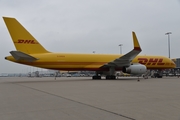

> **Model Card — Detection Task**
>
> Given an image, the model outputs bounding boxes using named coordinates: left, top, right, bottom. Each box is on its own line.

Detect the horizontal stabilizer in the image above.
left=10, top=51, right=38, bottom=62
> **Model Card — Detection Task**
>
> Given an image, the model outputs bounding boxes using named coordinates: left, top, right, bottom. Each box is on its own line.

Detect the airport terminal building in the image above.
left=174, top=58, right=180, bottom=68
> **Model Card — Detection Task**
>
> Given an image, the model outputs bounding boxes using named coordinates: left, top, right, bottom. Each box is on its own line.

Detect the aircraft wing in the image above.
left=10, top=51, right=38, bottom=62
left=101, top=32, right=141, bottom=68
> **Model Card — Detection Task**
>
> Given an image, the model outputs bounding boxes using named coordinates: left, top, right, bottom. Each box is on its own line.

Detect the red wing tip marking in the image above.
left=134, top=47, right=141, bottom=51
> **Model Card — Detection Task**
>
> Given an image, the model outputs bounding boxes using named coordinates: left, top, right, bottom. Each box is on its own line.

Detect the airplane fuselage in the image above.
left=6, top=53, right=176, bottom=71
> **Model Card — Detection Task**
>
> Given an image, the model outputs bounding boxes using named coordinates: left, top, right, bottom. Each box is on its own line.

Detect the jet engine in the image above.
left=122, top=64, right=147, bottom=75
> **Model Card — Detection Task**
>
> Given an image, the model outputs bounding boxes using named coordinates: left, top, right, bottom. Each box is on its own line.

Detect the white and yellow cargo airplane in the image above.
left=3, top=17, right=176, bottom=79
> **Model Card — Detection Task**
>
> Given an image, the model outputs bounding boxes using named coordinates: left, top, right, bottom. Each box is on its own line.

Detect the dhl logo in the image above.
left=138, top=58, right=165, bottom=65
left=15, top=39, right=38, bottom=44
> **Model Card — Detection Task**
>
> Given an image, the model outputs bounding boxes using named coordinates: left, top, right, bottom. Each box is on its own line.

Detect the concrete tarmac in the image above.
left=0, top=77, right=180, bottom=120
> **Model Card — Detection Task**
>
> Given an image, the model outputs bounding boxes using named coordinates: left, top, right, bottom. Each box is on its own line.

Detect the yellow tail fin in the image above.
left=3, top=17, right=49, bottom=54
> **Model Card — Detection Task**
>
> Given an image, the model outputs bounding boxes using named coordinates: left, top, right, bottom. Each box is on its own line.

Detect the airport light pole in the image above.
left=119, top=44, right=123, bottom=54
left=165, top=32, right=172, bottom=58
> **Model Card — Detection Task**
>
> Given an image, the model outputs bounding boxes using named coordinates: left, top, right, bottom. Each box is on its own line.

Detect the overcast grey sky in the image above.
left=0, top=0, right=180, bottom=73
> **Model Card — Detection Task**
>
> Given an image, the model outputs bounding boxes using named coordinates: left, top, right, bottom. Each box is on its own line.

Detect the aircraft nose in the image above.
left=171, top=60, right=176, bottom=68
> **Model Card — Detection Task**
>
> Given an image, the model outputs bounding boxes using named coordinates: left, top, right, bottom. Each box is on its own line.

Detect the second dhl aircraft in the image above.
left=3, top=17, right=176, bottom=79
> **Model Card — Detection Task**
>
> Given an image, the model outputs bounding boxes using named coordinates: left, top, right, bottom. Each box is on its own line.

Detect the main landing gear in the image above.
left=92, top=75, right=101, bottom=79
left=92, top=75, right=117, bottom=80
left=105, top=75, right=116, bottom=80
left=106, top=67, right=116, bottom=80
left=92, top=72, right=101, bottom=80
left=92, top=67, right=117, bottom=80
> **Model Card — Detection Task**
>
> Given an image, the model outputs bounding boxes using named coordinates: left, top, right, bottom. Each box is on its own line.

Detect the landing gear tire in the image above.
left=92, top=76, right=101, bottom=80
left=106, top=75, right=116, bottom=80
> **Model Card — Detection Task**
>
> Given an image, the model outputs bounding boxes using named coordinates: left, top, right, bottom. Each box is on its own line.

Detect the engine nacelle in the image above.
left=122, top=64, right=147, bottom=75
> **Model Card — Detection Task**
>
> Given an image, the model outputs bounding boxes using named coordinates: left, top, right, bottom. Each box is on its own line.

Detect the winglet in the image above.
left=132, top=31, right=141, bottom=51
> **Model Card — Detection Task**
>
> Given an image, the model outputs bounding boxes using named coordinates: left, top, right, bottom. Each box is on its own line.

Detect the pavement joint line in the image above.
left=13, top=82, right=136, bottom=120
left=0, top=108, right=66, bottom=116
